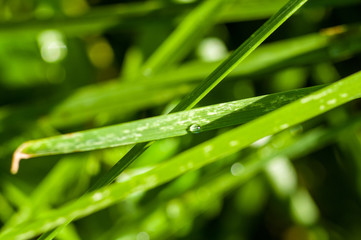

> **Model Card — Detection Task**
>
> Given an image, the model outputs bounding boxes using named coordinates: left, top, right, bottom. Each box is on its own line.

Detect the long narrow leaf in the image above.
left=12, top=85, right=323, bottom=171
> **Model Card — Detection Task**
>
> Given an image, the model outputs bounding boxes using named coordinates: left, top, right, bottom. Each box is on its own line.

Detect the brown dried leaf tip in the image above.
left=11, top=142, right=32, bottom=174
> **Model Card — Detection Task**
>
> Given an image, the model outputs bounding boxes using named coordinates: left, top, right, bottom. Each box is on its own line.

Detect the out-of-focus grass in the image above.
left=1, top=0, right=361, bottom=240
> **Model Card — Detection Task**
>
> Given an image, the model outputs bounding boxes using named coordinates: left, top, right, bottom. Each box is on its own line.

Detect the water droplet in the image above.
left=280, top=124, right=289, bottom=130
left=136, top=232, right=150, bottom=240
left=188, top=124, right=201, bottom=134
left=231, top=162, right=244, bottom=176
left=91, top=192, right=103, bottom=201
left=327, top=99, right=336, bottom=105
left=166, top=200, right=182, bottom=219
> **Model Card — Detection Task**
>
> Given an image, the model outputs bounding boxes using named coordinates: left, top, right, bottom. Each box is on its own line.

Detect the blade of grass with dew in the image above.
left=140, top=0, right=228, bottom=75
left=3, top=62, right=361, bottom=240
left=13, top=85, right=323, bottom=168
left=48, top=24, right=361, bottom=128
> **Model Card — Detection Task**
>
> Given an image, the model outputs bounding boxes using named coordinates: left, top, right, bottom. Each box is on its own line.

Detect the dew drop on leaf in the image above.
left=188, top=124, right=201, bottom=134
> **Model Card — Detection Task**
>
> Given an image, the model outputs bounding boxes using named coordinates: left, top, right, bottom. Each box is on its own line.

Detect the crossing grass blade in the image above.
left=2, top=69, right=361, bottom=240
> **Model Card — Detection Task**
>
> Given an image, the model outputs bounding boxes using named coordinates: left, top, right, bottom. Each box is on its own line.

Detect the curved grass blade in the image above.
left=2, top=70, right=361, bottom=240
left=12, top=85, right=323, bottom=172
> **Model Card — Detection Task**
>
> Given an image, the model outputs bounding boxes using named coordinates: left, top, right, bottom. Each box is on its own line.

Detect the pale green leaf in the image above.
left=13, top=86, right=323, bottom=168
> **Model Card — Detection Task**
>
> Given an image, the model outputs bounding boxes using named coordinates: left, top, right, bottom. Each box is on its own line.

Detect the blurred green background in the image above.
left=1, top=0, right=361, bottom=239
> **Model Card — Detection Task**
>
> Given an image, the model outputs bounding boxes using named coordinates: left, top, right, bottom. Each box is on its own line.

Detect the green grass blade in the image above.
left=2, top=70, right=361, bottom=240
left=141, top=0, right=228, bottom=75
left=13, top=86, right=323, bottom=165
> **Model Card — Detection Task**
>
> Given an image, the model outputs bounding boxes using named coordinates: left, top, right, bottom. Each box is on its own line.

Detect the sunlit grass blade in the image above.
left=2, top=70, right=361, bottom=240
left=13, top=85, right=323, bottom=168
left=140, top=0, right=228, bottom=75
